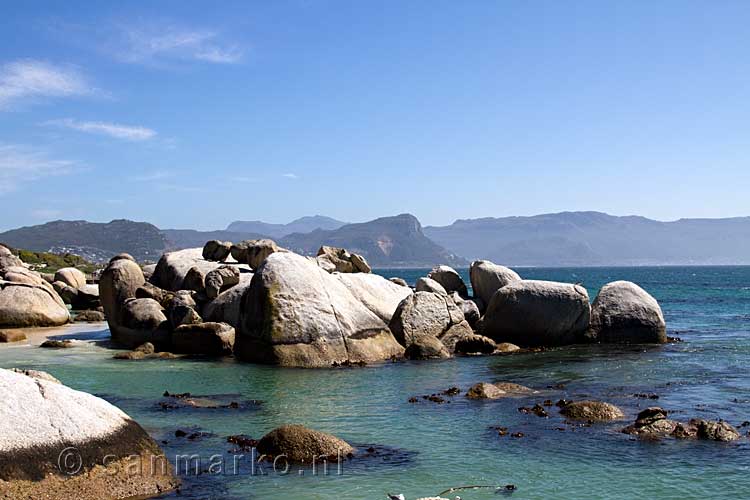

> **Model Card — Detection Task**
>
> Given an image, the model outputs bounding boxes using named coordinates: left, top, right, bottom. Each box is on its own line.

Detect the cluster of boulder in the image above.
left=97, top=237, right=667, bottom=367
left=0, top=245, right=70, bottom=332
left=0, top=244, right=106, bottom=337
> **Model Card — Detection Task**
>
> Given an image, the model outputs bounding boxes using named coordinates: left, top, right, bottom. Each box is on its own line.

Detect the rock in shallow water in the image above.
left=256, top=424, right=355, bottom=462
left=482, top=280, right=591, bottom=347
left=560, top=400, right=625, bottom=421
left=588, top=280, right=667, bottom=344
left=0, top=368, right=178, bottom=499
left=470, top=260, right=521, bottom=310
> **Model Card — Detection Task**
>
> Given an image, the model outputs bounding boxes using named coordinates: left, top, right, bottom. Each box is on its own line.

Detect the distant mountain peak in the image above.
left=226, top=215, right=347, bottom=238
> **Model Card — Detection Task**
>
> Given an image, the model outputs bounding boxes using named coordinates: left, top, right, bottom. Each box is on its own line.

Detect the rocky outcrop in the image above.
left=53, top=267, right=87, bottom=289
left=588, top=281, right=667, bottom=344
left=389, top=291, right=473, bottom=358
left=389, top=277, right=409, bottom=287
left=171, top=322, right=235, bottom=356
left=469, top=260, right=521, bottom=308
left=182, top=266, right=206, bottom=293
left=0, top=330, right=26, bottom=342
left=0, top=368, right=178, bottom=499
left=236, top=252, right=404, bottom=367
left=415, top=277, right=447, bottom=295
left=427, top=265, right=468, bottom=298
left=482, top=280, right=591, bottom=347
left=0, top=267, right=69, bottom=328
left=202, top=240, right=232, bottom=262
left=256, top=425, right=354, bottom=463
left=622, top=407, right=740, bottom=441
left=560, top=400, right=624, bottom=421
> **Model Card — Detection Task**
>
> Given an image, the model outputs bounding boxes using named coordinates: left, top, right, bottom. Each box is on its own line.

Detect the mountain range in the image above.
left=2, top=211, right=749, bottom=266
left=424, top=211, right=750, bottom=266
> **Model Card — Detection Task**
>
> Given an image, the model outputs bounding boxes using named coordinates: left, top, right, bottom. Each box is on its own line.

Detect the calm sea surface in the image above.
left=1, top=266, right=749, bottom=499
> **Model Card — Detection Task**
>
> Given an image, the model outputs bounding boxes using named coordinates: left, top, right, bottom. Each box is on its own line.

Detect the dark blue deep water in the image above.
left=1, top=266, right=749, bottom=499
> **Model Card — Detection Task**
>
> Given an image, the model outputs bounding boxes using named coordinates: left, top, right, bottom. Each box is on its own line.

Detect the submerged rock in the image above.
left=470, top=260, right=521, bottom=310
left=482, top=280, right=591, bottom=347
left=256, top=424, right=355, bottom=462
left=560, top=400, right=625, bottom=421
left=466, top=382, right=533, bottom=399
left=0, top=368, right=178, bottom=499
left=588, top=281, right=667, bottom=344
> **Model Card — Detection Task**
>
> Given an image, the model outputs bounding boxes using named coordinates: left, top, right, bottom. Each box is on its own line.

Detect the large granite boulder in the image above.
left=53, top=267, right=87, bottom=289
left=236, top=252, right=404, bottom=367
left=0, top=267, right=69, bottom=328
left=427, top=265, right=468, bottom=298
left=202, top=273, right=253, bottom=328
left=450, top=291, right=481, bottom=327
left=231, top=239, right=281, bottom=270
left=171, top=322, right=235, bottom=356
left=205, top=266, right=241, bottom=300
left=389, top=291, right=473, bottom=357
left=415, top=277, right=447, bottom=295
left=588, top=281, right=667, bottom=344
left=469, top=260, right=521, bottom=308
left=116, top=298, right=170, bottom=348
left=202, top=240, right=232, bottom=262
left=316, top=246, right=370, bottom=274
left=256, top=425, right=355, bottom=463
left=151, top=248, right=247, bottom=292
left=482, top=280, right=591, bottom=347
left=0, top=245, right=23, bottom=270
left=334, top=272, right=413, bottom=323
left=100, top=258, right=147, bottom=344
left=0, top=368, right=178, bottom=499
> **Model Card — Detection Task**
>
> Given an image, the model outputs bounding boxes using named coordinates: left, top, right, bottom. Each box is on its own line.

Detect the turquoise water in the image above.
left=2, top=266, right=750, bottom=499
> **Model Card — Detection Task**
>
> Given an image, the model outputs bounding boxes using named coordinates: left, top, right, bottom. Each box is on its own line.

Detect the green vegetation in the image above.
left=3, top=245, right=100, bottom=274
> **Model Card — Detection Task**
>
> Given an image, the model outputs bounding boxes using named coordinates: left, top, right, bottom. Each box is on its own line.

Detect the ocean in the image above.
left=1, top=266, right=749, bottom=499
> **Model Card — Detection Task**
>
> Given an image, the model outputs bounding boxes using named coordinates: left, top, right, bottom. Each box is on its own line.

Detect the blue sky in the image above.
left=1, top=0, right=749, bottom=231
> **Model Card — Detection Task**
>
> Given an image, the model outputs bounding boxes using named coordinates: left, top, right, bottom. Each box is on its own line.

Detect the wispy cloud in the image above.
left=114, top=23, right=243, bottom=65
left=0, top=143, right=77, bottom=194
left=43, top=118, right=157, bottom=141
left=131, top=169, right=174, bottom=182
left=282, top=173, right=299, bottom=180
left=0, top=59, right=93, bottom=110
